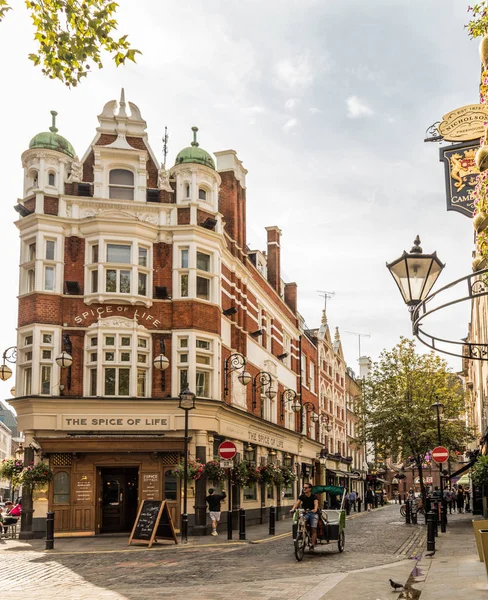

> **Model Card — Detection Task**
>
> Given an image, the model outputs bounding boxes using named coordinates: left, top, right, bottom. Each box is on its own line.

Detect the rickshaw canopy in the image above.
left=311, top=485, right=346, bottom=496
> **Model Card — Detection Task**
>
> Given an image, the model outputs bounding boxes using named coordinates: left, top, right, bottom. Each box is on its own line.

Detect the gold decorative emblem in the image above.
left=449, top=149, right=478, bottom=192
left=438, top=104, right=488, bottom=142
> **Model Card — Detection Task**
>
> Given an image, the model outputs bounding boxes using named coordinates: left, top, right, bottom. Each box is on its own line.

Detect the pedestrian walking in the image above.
left=456, top=486, right=464, bottom=514
left=349, top=490, right=357, bottom=511
left=443, top=487, right=453, bottom=514
left=345, top=492, right=351, bottom=515
left=393, top=490, right=399, bottom=504
left=357, top=494, right=362, bottom=512
left=465, top=488, right=471, bottom=513
left=205, top=488, right=226, bottom=536
left=366, top=486, right=375, bottom=512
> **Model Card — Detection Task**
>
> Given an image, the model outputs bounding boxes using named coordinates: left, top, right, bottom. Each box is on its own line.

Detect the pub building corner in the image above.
left=10, top=92, right=366, bottom=537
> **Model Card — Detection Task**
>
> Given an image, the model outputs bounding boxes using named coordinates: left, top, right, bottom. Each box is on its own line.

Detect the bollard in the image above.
left=45, top=511, right=55, bottom=550
left=239, top=508, right=246, bottom=540
left=269, top=505, right=276, bottom=535
left=405, top=499, right=411, bottom=524
left=426, top=511, right=436, bottom=552
left=440, top=499, right=447, bottom=533
left=433, top=502, right=438, bottom=537
left=227, top=510, right=233, bottom=540
left=357, top=499, right=362, bottom=513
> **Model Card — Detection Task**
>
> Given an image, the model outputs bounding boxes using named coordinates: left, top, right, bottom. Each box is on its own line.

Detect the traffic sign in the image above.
left=432, top=446, right=449, bottom=464
left=220, top=459, right=234, bottom=469
left=218, top=440, right=237, bottom=460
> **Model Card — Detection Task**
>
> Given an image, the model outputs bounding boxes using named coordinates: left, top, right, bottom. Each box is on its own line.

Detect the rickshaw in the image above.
left=292, top=485, right=346, bottom=561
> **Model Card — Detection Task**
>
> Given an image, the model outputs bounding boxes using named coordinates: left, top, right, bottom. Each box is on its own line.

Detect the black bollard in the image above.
left=45, top=511, right=55, bottom=550
left=227, top=510, right=233, bottom=540
left=440, top=499, right=447, bottom=533
left=269, top=505, right=276, bottom=535
left=433, top=502, right=438, bottom=537
left=426, top=511, right=436, bottom=552
left=239, top=508, right=246, bottom=540
left=405, top=499, right=411, bottom=524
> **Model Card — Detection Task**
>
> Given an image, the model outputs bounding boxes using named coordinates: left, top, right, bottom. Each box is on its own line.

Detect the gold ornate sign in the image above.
left=438, top=104, right=488, bottom=142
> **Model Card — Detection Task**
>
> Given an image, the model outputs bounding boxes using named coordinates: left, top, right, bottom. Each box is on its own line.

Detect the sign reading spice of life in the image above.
left=128, top=500, right=177, bottom=548
left=141, top=473, right=160, bottom=501
left=439, top=141, right=480, bottom=218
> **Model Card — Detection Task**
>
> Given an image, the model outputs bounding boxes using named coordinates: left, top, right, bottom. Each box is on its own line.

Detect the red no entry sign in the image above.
left=432, top=446, right=449, bottom=464
left=218, top=441, right=237, bottom=460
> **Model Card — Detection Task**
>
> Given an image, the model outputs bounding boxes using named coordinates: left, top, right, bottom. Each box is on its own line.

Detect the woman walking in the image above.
left=456, top=486, right=464, bottom=514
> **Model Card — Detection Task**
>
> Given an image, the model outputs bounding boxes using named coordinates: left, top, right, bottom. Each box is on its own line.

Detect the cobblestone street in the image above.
left=0, top=505, right=427, bottom=599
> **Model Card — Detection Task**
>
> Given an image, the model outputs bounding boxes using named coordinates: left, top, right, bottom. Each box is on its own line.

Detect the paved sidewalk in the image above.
left=0, top=504, right=385, bottom=554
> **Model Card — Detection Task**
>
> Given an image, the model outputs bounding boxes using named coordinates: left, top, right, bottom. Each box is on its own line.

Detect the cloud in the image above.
left=346, top=96, right=373, bottom=118
left=285, top=98, right=299, bottom=110
left=275, top=55, right=316, bottom=90
left=242, top=105, right=266, bottom=115
left=283, top=118, right=298, bottom=132
left=309, top=107, right=322, bottom=114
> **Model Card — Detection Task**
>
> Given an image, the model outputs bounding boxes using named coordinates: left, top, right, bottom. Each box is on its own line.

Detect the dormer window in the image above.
left=109, top=169, right=134, bottom=200
left=48, top=172, right=56, bottom=186
left=198, top=188, right=207, bottom=201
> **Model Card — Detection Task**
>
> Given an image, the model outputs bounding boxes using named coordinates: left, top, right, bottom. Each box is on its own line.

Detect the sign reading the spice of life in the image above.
left=128, top=500, right=177, bottom=548
left=439, top=140, right=479, bottom=218
left=432, top=446, right=449, bottom=464
left=218, top=441, right=237, bottom=460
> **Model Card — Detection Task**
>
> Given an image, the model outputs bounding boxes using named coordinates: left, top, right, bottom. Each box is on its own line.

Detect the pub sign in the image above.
left=439, top=140, right=479, bottom=218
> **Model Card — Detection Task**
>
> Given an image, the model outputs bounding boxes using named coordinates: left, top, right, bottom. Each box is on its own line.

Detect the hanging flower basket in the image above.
left=0, top=459, right=25, bottom=481
left=231, top=462, right=248, bottom=487
left=173, top=459, right=204, bottom=482
left=258, top=464, right=276, bottom=485
left=204, top=460, right=226, bottom=485
left=245, top=465, right=261, bottom=485
left=281, top=466, right=297, bottom=486
left=20, top=461, right=53, bottom=488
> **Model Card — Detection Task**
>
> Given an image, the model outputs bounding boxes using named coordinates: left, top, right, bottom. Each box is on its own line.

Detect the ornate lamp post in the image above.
left=153, top=338, right=170, bottom=390
left=251, top=372, right=276, bottom=411
left=280, top=388, right=297, bottom=420
left=431, top=396, right=447, bottom=530
left=224, top=353, right=251, bottom=397
left=179, top=387, right=196, bottom=544
left=290, top=396, right=319, bottom=432
left=0, top=346, right=17, bottom=381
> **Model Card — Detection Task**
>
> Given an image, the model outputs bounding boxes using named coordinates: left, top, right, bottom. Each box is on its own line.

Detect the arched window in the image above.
left=185, top=183, right=191, bottom=198
left=109, top=169, right=134, bottom=200
left=28, top=169, right=38, bottom=188
left=53, top=471, right=70, bottom=504
left=198, top=188, right=207, bottom=201
left=48, top=172, right=56, bottom=186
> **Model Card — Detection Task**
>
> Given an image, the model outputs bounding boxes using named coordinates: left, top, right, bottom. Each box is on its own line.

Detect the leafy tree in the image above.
left=0, top=0, right=140, bottom=87
left=357, top=338, right=473, bottom=505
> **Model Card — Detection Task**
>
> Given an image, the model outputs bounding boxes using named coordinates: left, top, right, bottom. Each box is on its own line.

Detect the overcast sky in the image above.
left=0, top=0, right=479, bottom=379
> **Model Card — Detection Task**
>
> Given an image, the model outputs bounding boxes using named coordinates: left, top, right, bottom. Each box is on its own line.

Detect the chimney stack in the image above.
left=284, top=282, right=297, bottom=314
left=265, top=226, right=281, bottom=293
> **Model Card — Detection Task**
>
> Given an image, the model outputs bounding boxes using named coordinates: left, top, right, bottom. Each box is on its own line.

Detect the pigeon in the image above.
left=389, top=579, right=404, bottom=591
left=425, top=550, right=436, bottom=557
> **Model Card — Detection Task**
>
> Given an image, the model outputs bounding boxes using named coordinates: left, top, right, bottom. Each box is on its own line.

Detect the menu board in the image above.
left=128, top=500, right=177, bottom=548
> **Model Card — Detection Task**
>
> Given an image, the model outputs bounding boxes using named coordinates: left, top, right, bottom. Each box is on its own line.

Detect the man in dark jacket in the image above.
left=206, top=488, right=226, bottom=536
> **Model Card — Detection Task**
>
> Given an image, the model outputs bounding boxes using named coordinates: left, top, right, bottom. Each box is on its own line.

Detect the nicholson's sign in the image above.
left=439, top=141, right=479, bottom=218
left=438, top=104, right=488, bottom=142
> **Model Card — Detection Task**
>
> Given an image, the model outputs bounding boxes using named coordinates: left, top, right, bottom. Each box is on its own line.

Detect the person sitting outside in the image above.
left=3, top=501, right=21, bottom=536
left=290, top=483, right=319, bottom=550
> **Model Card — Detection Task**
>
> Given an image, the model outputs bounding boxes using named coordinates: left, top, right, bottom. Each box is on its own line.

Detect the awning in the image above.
left=448, top=459, right=475, bottom=480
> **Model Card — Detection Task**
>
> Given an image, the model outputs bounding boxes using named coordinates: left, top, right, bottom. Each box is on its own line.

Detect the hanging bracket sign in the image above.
left=438, top=104, right=488, bottom=142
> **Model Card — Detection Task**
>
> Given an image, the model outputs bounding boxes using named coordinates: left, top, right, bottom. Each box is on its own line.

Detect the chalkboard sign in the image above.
left=128, top=500, right=177, bottom=548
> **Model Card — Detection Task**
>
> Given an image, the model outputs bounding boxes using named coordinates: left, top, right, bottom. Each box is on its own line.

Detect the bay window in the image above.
left=175, top=334, right=215, bottom=398
left=21, top=235, right=61, bottom=294
left=85, top=326, right=151, bottom=397
left=175, top=245, right=218, bottom=303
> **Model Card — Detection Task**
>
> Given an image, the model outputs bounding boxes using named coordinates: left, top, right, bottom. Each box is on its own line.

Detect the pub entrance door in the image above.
left=99, top=467, right=139, bottom=533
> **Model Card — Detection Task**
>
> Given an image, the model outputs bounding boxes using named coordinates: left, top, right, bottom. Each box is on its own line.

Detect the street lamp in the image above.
left=251, top=371, right=276, bottom=411
left=0, top=346, right=17, bottom=381
left=288, top=395, right=319, bottom=432
left=153, top=338, right=170, bottom=390
left=280, top=388, right=297, bottom=420
left=386, top=236, right=444, bottom=312
left=179, top=387, right=196, bottom=544
left=224, top=353, right=251, bottom=397
left=431, top=396, right=447, bottom=531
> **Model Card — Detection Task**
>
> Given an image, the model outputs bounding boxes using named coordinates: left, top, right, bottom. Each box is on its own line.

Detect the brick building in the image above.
left=10, top=92, right=363, bottom=537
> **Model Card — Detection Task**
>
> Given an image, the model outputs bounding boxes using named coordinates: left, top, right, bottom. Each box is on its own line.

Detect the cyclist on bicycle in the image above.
left=290, top=483, right=319, bottom=550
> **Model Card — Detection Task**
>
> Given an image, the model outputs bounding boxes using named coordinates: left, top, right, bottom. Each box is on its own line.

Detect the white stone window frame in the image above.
left=172, top=240, right=220, bottom=304
left=19, top=231, right=64, bottom=296
left=282, top=332, right=292, bottom=369
left=16, top=326, right=62, bottom=396
left=172, top=165, right=220, bottom=212
left=84, top=318, right=151, bottom=398
left=171, top=331, right=218, bottom=399
left=108, top=167, right=136, bottom=201
left=84, top=235, right=153, bottom=308
left=94, top=146, right=148, bottom=203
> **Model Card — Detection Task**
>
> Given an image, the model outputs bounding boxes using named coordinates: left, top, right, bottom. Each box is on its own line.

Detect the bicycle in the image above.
left=294, top=508, right=311, bottom=561
left=400, top=501, right=424, bottom=517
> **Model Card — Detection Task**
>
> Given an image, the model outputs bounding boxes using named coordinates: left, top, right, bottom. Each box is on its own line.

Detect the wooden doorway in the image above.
left=100, top=467, right=139, bottom=533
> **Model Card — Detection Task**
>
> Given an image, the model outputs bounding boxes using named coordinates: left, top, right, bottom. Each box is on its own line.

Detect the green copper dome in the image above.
left=175, top=126, right=215, bottom=170
left=29, top=111, right=75, bottom=159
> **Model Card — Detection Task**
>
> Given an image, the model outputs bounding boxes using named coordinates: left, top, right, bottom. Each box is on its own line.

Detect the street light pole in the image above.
left=431, top=397, right=447, bottom=532
left=179, top=388, right=196, bottom=544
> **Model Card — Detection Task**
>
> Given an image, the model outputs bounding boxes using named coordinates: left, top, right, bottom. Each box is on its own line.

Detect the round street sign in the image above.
left=432, top=446, right=449, bottom=464
left=218, top=440, right=237, bottom=460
